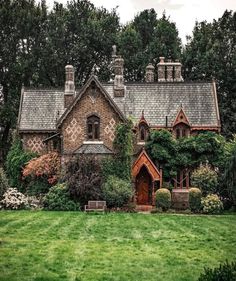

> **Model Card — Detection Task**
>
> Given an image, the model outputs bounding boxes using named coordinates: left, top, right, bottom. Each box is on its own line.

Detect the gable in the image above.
left=132, top=149, right=160, bottom=181
left=57, top=76, right=126, bottom=127
left=173, top=108, right=190, bottom=127
left=60, top=77, right=126, bottom=153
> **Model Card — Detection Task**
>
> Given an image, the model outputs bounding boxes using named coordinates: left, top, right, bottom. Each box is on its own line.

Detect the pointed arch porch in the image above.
left=132, top=149, right=162, bottom=205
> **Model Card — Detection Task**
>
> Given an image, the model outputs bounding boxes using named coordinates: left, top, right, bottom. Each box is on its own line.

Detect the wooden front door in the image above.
left=136, top=166, right=152, bottom=205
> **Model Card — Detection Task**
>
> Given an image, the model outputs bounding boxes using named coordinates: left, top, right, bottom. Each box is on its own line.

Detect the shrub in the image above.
left=6, top=139, right=36, bottom=191
left=43, top=184, right=80, bottom=211
left=198, top=260, right=236, bottom=281
left=155, top=188, right=171, bottom=211
left=189, top=187, right=202, bottom=212
left=23, top=152, right=60, bottom=186
left=102, top=176, right=133, bottom=208
left=201, top=194, right=223, bottom=214
left=26, top=178, right=50, bottom=196
left=0, top=168, right=9, bottom=199
left=191, top=164, right=218, bottom=196
left=0, top=188, right=28, bottom=210
left=64, top=155, right=102, bottom=207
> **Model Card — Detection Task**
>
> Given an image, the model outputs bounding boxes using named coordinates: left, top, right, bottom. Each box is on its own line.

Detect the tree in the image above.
left=118, top=10, right=182, bottom=81
left=183, top=10, right=236, bottom=138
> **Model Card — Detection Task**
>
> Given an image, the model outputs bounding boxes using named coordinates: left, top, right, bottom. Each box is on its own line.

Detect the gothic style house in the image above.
left=17, top=54, right=220, bottom=207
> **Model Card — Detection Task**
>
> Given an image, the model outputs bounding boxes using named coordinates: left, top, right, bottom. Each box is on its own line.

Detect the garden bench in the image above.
left=85, top=201, right=106, bottom=212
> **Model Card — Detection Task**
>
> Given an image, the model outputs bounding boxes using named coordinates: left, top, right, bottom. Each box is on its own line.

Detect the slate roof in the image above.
left=103, top=82, right=220, bottom=127
left=18, top=88, right=65, bottom=131
left=74, top=144, right=113, bottom=154
left=18, top=80, right=220, bottom=131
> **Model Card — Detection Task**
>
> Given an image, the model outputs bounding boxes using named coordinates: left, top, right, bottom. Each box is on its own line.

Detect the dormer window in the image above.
left=174, top=124, right=189, bottom=139
left=87, top=115, right=100, bottom=140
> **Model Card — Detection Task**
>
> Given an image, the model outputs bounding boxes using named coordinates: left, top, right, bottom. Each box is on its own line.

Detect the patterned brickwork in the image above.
left=22, top=133, right=48, bottom=154
left=104, top=118, right=116, bottom=141
left=65, top=118, right=82, bottom=142
left=61, top=85, right=122, bottom=153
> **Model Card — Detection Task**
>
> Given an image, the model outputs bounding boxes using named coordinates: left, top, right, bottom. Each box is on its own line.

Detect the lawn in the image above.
left=0, top=211, right=235, bottom=281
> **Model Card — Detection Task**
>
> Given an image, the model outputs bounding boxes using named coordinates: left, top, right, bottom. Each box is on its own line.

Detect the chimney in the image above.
left=157, top=57, right=165, bottom=82
left=113, top=55, right=124, bottom=97
left=145, top=63, right=154, bottom=82
left=157, top=57, right=184, bottom=82
left=173, top=59, right=184, bottom=82
left=64, top=65, right=75, bottom=108
left=166, top=59, right=173, bottom=82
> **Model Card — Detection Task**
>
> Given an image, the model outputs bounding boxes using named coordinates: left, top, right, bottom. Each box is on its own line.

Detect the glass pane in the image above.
left=94, top=123, right=99, bottom=139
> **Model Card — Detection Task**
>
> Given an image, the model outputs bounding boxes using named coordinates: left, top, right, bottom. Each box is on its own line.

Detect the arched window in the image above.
left=87, top=115, right=100, bottom=140
left=139, top=124, right=148, bottom=141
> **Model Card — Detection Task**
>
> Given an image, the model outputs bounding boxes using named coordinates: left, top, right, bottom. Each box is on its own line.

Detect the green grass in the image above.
left=0, top=211, right=235, bottom=281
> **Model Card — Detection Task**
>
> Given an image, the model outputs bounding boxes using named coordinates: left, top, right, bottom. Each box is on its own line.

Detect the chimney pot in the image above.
left=159, top=57, right=165, bottom=63
left=64, top=65, right=75, bottom=107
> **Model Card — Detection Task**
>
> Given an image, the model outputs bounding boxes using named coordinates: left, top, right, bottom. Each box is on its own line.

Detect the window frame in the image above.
left=87, top=115, right=100, bottom=141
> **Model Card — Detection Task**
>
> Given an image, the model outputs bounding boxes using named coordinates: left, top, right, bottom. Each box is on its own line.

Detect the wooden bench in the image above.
left=85, top=201, right=106, bottom=212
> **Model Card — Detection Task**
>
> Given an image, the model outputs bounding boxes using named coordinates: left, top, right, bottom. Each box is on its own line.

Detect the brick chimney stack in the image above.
left=157, top=57, right=166, bottom=82
left=145, top=63, right=155, bottom=82
left=157, top=57, right=183, bottom=82
left=114, top=55, right=125, bottom=97
left=64, top=65, right=75, bottom=108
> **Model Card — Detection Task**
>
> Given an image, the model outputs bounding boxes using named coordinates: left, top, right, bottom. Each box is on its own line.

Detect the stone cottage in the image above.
left=17, top=53, right=220, bottom=208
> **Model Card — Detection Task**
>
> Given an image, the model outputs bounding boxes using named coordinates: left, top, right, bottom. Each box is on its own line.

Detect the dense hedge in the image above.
left=189, top=187, right=202, bottom=212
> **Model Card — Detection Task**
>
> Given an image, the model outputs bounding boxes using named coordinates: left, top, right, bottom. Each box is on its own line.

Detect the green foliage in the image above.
left=64, top=155, right=102, bottom=207
left=6, top=138, right=36, bottom=190
left=155, top=188, right=171, bottom=211
left=176, top=132, right=226, bottom=170
left=223, top=136, right=236, bottom=207
left=198, top=261, right=236, bottom=281
left=183, top=10, right=236, bottom=138
left=43, top=183, right=80, bottom=211
left=191, top=164, right=218, bottom=196
left=112, top=120, right=133, bottom=181
left=119, top=10, right=182, bottom=81
left=146, top=129, right=176, bottom=179
left=102, top=176, right=133, bottom=208
left=26, top=178, right=50, bottom=196
left=0, top=168, right=10, bottom=199
left=189, top=188, right=202, bottom=212
left=201, top=194, right=223, bottom=214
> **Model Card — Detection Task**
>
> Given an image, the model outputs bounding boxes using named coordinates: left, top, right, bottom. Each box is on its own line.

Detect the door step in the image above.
left=136, top=205, right=153, bottom=212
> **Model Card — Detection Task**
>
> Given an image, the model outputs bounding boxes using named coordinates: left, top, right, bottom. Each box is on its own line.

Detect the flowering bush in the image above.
left=156, top=188, right=171, bottom=211
left=201, top=194, right=223, bottom=214
left=0, top=188, right=28, bottom=210
left=22, top=152, right=60, bottom=194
